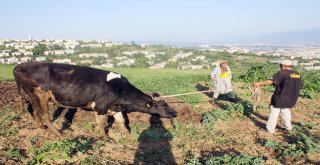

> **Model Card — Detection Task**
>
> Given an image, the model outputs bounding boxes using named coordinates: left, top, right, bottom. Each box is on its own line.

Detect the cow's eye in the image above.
left=146, top=102, right=153, bottom=108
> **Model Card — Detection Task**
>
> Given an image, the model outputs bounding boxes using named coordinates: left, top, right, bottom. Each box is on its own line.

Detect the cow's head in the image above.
left=119, top=93, right=177, bottom=119
left=111, top=78, right=177, bottom=118
left=140, top=93, right=176, bottom=118
left=146, top=99, right=177, bottom=118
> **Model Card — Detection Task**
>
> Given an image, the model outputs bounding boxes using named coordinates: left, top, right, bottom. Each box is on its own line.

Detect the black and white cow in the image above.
left=13, top=62, right=177, bottom=136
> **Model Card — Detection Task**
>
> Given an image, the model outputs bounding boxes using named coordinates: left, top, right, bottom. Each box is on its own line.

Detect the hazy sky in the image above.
left=1, top=0, right=320, bottom=43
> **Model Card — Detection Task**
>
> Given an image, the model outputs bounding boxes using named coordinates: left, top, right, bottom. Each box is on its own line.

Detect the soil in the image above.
left=0, top=82, right=19, bottom=107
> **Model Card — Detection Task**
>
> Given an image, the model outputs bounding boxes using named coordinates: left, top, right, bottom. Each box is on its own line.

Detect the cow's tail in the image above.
left=13, top=65, right=26, bottom=114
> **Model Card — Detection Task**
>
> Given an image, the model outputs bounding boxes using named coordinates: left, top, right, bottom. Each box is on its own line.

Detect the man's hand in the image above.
left=253, top=82, right=260, bottom=87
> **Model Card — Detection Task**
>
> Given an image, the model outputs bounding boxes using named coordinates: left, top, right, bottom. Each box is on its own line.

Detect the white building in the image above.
left=304, top=66, right=320, bottom=70
left=145, top=53, right=156, bottom=60
left=115, top=56, right=127, bottom=60
left=35, top=56, right=46, bottom=61
left=150, top=62, right=167, bottom=69
left=80, top=44, right=102, bottom=48
left=101, top=63, right=114, bottom=68
left=54, top=50, right=65, bottom=55
left=192, top=56, right=205, bottom=61
left=23, top=51, right=33, bottom=56
left=44, top=50, right=55, bottom=56
left=79, top=53, right=108, bottom=58
left=21, top=57, right=32, bottom=63
left=299, top=62, right=313, bottom=66
left=0, top=52, right=10, bottom=57
left=175, top=51, right=193, bottom=58
left=53, top=59, right=72, bottom=64
left=105, top=42, right=123, bottom=47
left=156, top=52, right=166, bottom=55
left=12, top=52, right=22, bottom=56
left=64, top=49, right=75, bottom=54
left=180, top=64, right=204, bottom=70
left=117, top=59, right=135, bottom=66
left=7, top=57, right=18, bottom=64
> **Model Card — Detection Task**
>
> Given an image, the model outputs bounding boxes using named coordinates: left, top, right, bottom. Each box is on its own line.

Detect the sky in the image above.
left=1, top=0, right=320, bottom=43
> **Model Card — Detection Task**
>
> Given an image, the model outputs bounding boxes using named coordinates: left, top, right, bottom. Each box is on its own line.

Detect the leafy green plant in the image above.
left=6, top=147, right=26, bottom=161
left=81, top=155, right=99, bottom=165
left=225, top=103, right=244, bottom=113
left=300, top=89, right=317, bottom=99
left=92, top=140, right=105, bottom=152
left=0, top=126, right=19, bottom=136
left=184, top=151, right=202, bottom=165
left=263, top=140, right=279, bottom=150
left=185, top=151, right=265, bottom=165
left=240, top=65, right=277, bottom=83
left=295, top=69, right=320, bottom=98
left=263, top=85, right=275, bottom=92
left=202, top=109, right=229, bottom=128
left=205, top=153, right=265, bottom=165
left=172, top=120, right=202, bottom=138
left=29, top=137, right=92, bottom=164
left=185, top=155, right=202, bottom=165
left=261, top=122, right=320, bottom=163
left=4, top=114, right=21, bottom=121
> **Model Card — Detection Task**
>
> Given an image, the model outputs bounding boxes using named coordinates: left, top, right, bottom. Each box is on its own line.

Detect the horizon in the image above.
left=1, top=0, right=320, bottom=44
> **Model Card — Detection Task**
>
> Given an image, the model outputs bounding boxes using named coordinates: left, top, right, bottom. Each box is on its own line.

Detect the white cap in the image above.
left=280, top=59, right=293, bottom=66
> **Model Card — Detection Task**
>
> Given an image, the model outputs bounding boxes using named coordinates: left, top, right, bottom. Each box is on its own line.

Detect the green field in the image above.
left=0, top=65, right=16, bottom=81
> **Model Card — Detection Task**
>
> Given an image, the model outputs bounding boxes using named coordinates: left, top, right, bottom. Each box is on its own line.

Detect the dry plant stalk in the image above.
left=250, top=85, right=261, bottom=112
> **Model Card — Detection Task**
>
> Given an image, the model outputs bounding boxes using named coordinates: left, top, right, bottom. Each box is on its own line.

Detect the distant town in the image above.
left=0, top=38, right=320, bottom=71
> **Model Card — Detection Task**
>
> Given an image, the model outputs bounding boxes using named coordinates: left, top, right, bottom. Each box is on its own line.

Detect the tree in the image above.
left=166, top=61, right=178, bottom=68
left=133, top=54, right=149, bottom=68
left=51, top=44, right=64, bottom=50
left=33, top=44, right=47, bottom=56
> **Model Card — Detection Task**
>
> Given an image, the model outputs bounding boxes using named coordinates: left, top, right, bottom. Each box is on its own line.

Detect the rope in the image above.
left=160, top=90, right=213, bottom=98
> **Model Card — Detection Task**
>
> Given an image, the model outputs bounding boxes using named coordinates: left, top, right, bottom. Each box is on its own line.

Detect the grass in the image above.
left=0, top=64, right=16, bottom=81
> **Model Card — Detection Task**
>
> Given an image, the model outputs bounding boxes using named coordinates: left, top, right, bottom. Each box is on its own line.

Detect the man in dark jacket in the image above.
left=254, top=60, right=302, bottom=133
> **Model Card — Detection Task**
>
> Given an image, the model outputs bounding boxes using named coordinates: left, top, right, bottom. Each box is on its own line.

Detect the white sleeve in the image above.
left=211, top=67, right=218, bottom=79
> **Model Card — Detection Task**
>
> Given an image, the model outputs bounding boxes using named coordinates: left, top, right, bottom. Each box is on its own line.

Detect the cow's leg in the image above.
left=113, top=112, right=130, bottom=135
left=34, top=87, right=62, bottom=136
left=40, top=97, right=62, bottom=136
left=15, top=95, right=25, bottom=115
left=28, top=95, right=45, bottom=129
left=95, top=112, right=107, bottom=137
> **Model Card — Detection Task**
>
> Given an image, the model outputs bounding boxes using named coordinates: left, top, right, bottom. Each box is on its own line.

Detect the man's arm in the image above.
left=210, top=67, right=218, bottom=81
left=253, top=80, right=273, bottom=87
